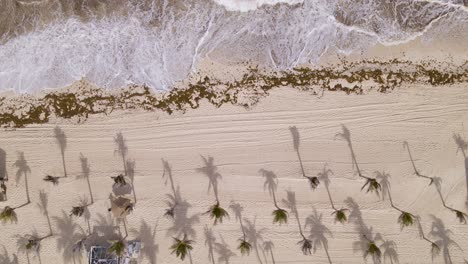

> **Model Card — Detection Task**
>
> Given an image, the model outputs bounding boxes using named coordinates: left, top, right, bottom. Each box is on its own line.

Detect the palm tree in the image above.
left=111, top=174, right=127, bottom=187
left=0, top=200, right=30, bottom=224
left=205, top=202, right=229, bottom=225
left=0, top=206, right=17, bottom=223
left=108, top=239, right=126, bottom=262
left=238, top=239, right=252, bottom=256
left=170, top=234, right=193, bottom=261
left=432, top=177, right=467, bottom=224
left=13, top=152, right=31, bottom=204
left=283, top=190, right=312, bottom=255
left=260, top=169, right=288, bottom=225
left=70, top=206, right=85, bottom=217
left=336, top=125, right=380, bottom=195
left=377, top=171, right=415, bottom=229
left=403, top=141, right=434, bottom=184
left=197, top=156, right=229, bottom=225
left=318, top=165, right=348, bottom=224
left=415, top=216, right=440, bottom=261
left=290, top=126, right=320, bottom=190
left=230, top=202, right=252, bottom=256
left=363, top=235, right=382, bottom=261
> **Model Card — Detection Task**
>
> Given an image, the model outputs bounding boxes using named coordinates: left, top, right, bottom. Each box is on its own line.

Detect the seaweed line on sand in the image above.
left=0, top=59, right=467, bottom=128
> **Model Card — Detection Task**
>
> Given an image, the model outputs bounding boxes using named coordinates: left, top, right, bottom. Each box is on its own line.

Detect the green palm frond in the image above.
left=398, top=211, right=414, bottom=229
left=272, top=208, right=288, bottom=225
left=164, top=207, right=175, bottom=218
left=25, top=239, right=39, bottom=250
left=70, top=206, right=85, bottom=217
left=238, top=238, right=252, bottom=256
left=43, top=175, right=59, bottom=185
left=108, top=239, right=126, bottom=257
left=451, top=209, right=467, bottom=224
left=364, top=241, right=381, bottom=260
left=297, top=237, right=312, bottom=255
left=361, top=178, right=381, bottom=195
left=0, top=206, right=17, bottom=223
left=111, top=174, right=126, bottom=187
left=170, top=235, right=193, bottom=261
left=206, top=202, right=229, bottom=225
left=331, top=208, right=348, bottom=224
left=306, top=176, right=320, bottom=190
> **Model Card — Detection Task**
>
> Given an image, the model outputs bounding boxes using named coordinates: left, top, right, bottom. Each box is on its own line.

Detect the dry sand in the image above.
left=1, top=82, right=467, bottom=264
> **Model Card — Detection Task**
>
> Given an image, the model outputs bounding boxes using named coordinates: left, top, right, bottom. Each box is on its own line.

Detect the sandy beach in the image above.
left=1, top=81, right=467, bottom=263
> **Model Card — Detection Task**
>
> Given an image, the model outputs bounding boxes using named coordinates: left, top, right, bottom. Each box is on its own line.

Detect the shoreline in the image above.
left=1, top=58, right=467, bottom=128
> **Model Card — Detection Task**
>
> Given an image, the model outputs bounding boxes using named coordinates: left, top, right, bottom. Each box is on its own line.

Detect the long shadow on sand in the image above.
left=346, top=197, right=398, bottom=264
left=114, top=132, right=128, bottom=175
left=131, top=220, right=159, bottom=264
left=429, top=215, right=462, bottom=264
left=54, top=126, right=68, bottom=177
left=453, top=134, right=468, bottom=207
left=244, top=218, right=266, bottom=264
left=163, top=160, right=199, bottom=240
left=0, top=246, right=18, bottom=264
left=13, top=152, right=31, bottom=204
left=53, top=211, right=87, bottom=264
left=0, top=148, right=7, bottom=201
left=305, top=209, right=333, bottom=263
left=289, top=126, right=319, bottom=189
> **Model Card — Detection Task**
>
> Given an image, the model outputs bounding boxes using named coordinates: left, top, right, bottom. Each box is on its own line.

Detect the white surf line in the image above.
left=191, top=15, right=215, bottom=73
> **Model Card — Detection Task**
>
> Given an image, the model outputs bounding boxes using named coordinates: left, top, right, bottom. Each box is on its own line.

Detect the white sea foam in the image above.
left=212, top=0, right=303, bottom=12
left=0, top=0, right=466, bottom=92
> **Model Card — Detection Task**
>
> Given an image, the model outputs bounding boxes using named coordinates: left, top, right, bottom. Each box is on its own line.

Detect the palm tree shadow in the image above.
left=86, top=213, right=120, bottom=249
left=196, top=156, right=222, bottom=202
left=289, top=126, right=306, bottom=176
left=130, top=220, right=159, bottom=264
left=0, top=148, right=7, bottom=201
left=429, top=215, right=462, bottom=264
left=204, top=226, right=216, bottom=264
left=0, top=245, right=18, bottom=264
left=453, top=134, right=468, bottom=206
left=244, top=218, right=266, bottom=264
left=379, top=236, right=399, bottom=264
left=37, top=190, right=53, bottom=235
left=126, top=159, right=137, bottom=204
left=114, top=132, right=128, bottom=175
left=0, top=148, right=7, bottom=181
left=166, top=187, right=199, bottom=240
left=305, top=208, right=333, bottom=263
left=16, top=229, right=52, bottom=264
left=260, top=169, right=281, bottom=208
left=263, top=240, right=276, bottom=264
left=345, top=197, right=382, bottom=264
left=282, top=190, right=306, bottom=238
left=214, top=235, right=236, bottom=264
left=403, top=141, right=434, bottom=184
left=52, top=210, right=87, bottom=263
left=163, top=161, right=199, bottom=240
left=13, top=152, right=31, bottom=204
left=78, top=154, right=94, bottom=204
left=54, top=126, right=68, bottom=177
left=336, top=125, right=363, bottom=177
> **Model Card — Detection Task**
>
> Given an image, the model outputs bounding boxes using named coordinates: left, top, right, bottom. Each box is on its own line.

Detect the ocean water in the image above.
left=0, top=0, right=466, bottom=92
